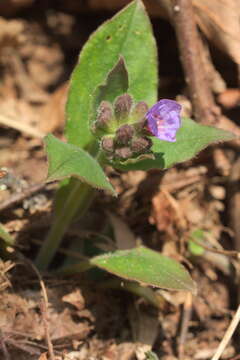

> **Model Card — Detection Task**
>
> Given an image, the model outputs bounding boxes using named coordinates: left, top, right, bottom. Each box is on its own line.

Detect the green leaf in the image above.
left=44, top=134, right=116, bottom=195
left=91, top=246, right=197, bottom=293
left=145, top=351, right=159, bottom=360
left=90, top=57, right=129, bottom=126
left=188, top=229, right=205, bottom=256
left=0, top=223, right=15, bottom=246
left=66, top=0, right=158, bottom=148
left=114, top=118, right=236, bottom=171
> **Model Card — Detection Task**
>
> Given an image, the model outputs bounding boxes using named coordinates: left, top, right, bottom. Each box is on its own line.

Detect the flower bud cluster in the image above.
left=91, top=94, right=153, bottom=161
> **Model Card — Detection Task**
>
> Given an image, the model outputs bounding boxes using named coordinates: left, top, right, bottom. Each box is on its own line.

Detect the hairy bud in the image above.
left=92, top=101, right=113, bottom=135
left=115, top=124, right=134, bottom=145
left=115, top=147, right=133, bottom=160
left=114, top=93, right=132, bottom=122
left=131, top=136, right=152, bottom=154
left=101, top=136, right=114, bottom=153
left=132, top=101, right=148, bottom=119
left=131, top=101, right=148, bottom=133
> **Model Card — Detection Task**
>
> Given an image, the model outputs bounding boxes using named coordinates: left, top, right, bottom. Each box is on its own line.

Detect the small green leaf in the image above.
left=91, top=246, right=196, bottom=293
left=0, top=223, right=15, bottom=246
left=44, top=134, right=116, bottom=195
left=145, top=351, right=159, bottom=360
left=188, top=240, right=205, bottom=256
left=188, top=229, right=205, bottom=256
left=66, top=0, right=158, bottom=148
left=114, top=118, right=236, bottom=171
left=90, top=57, right=129, bottom=126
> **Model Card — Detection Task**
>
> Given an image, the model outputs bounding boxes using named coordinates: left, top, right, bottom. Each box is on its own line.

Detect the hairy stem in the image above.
left=35, top=179, right=95, bottom=271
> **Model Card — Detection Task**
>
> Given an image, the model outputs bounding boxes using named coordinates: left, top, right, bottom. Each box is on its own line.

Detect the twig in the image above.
left=40, top=299, right=54, bottom=360
left=0, top=335, right=11, bottom=360
left=18, top=255, right=55, bottom=360
left=0, top=113, right=45, bottom=138
left=178, top=292, right=193, bottom=359
left=0, top=182, right=55, bottom=212
left=191, top=239, right=240, bottom=259
left=211, top=303, right=240, bottom=360
left=30, top=265, right=55, bottom=360
left=172, top=0, right=220, bottom=125
left=228, top=157, right=240, bottom=252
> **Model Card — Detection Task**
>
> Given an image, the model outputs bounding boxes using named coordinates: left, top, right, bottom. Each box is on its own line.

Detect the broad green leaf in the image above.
left=44, top=134, right=116, bottom=195
left=0, top=223, right=15, bottom=246
left=90, top=57, right=129, bottom=126
left=66, top=0, right=158, bottom=148
left=114, top=118, right=236, bottom=171
left=91, top=246, right=196, bottom=293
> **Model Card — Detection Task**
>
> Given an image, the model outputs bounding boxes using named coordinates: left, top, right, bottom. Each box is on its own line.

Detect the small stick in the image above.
left=178, top=292, right=193, bottom=359
left=18, top=255, right=55, bottom=360
left=0, top=335, right=11, bottom=360
left=30, top=266, right=55, bottom=360
left=191, top=239, right=240, bottom=259
left=172, top=0, right=220, bottom=125
left=211, top=303, right=240, bottom=360
left=211, top=304, right=240, bottom=360
left=0, top=182, right=55, bottom=212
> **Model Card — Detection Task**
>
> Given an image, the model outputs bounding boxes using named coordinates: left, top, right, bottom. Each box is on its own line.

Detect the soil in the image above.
left=0, top=1, right=240, bottom=360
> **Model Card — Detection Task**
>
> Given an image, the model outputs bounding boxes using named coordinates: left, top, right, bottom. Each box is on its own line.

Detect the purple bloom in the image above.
left=146, top=99, right=182, bottom=142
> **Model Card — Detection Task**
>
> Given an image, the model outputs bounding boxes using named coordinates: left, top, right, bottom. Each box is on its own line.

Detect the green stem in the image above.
left=35, top=180, right=95, bottom=271
left=100, top=279, right=163, bottom=308
left=35, top=141, right=103, bottom=271
left=56, top=259, right=93, bottom=275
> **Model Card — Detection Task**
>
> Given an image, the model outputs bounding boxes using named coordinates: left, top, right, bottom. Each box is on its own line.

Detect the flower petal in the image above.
left=146, top=99, right=182, bottom=142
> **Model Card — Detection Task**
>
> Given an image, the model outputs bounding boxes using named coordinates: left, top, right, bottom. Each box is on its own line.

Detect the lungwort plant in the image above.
left=35, top=0, right=234, bottom=294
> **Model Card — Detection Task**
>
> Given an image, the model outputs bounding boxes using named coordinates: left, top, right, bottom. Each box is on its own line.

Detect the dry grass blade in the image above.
left=211, top=303, right=240, bottom=360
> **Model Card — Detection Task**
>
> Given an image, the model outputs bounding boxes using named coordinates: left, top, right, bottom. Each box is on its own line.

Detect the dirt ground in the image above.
left=0, top=1, right=240, bottom=359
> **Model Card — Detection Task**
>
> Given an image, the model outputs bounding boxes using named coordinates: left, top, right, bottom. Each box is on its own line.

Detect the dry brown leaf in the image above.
left=38, top=353, right=48, bottom=360
left=158, top=0, right=240, bottom=65
left=149, top=191, right=179, bottom=236
left=128, top=305, right=158, bottom=358
left=0, top=17, right=24, bottom=49
left=0, top=0, right=33, bottom=16
left=217, top=89, right=240, bottom=109
left=39, top=82, right=68, bottom=133
left=62, top=289, right=85, bottom=311
left=0, top=260, right=14, bottom=292
left=108, top=213, right=136, bottom=250
left=193, top=0, right=240, bottom=65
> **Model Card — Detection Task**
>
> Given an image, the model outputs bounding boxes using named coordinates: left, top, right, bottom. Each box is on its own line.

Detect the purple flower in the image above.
left=146, top=99, right=182, bottom=142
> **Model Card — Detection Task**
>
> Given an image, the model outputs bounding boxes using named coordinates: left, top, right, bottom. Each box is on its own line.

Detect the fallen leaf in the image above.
left=108, top=213, right=136, bottom=250
left=38, top=353, right=48, bottom=360
left=39, top=82, right=68, bottom=133
left=217, top=89, right=240, bottom=109
left=193, top=0, right=240, bottom=65
left=62, top=289, right=85, bottom=311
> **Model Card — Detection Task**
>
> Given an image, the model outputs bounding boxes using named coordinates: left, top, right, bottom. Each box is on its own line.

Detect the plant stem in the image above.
left=35, top=179, right=95, bottom=271
left=56, top=260, right=93, bottom=275
left=101, top=279, right=163, bottom=309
